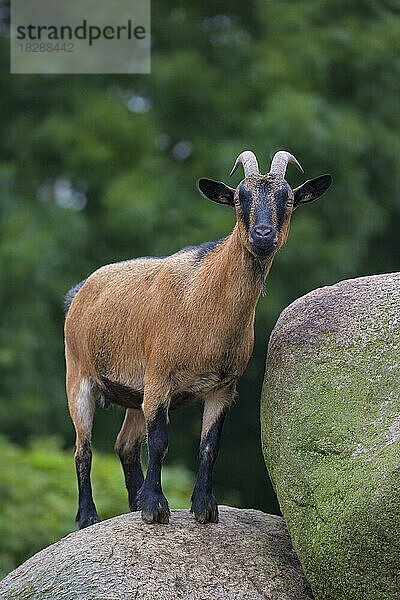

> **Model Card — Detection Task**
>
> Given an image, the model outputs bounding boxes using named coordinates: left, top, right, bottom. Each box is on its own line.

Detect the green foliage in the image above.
left=0, top=436, right=192, bottom=578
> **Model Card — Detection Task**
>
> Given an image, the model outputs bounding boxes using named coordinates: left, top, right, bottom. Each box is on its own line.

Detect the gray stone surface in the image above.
left=261, top=273, right=400, bottom=600
left=0, top=506, right=313, bottom=599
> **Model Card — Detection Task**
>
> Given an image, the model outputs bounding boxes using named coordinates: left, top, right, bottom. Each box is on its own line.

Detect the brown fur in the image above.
left=65, top=208, right=293, bottom=521
left=64, top=219, right=292, bottom=423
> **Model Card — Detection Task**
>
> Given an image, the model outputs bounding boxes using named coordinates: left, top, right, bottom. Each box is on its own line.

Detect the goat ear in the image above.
left=293, top=174, right=332, bottom=208
left=197, top=178, right=235, bottom=207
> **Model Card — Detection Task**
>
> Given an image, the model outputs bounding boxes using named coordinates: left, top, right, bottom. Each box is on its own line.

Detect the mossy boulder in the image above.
left=0, top=507, right=313, bottom=599
left=261, top=273, right=400, bottom=600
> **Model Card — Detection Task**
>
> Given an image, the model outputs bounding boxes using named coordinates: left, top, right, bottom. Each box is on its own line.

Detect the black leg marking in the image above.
left=118, top=443, right=144, bottom=512
left=137, top=405, right=170, bottom=524
left=191, top=409, right=226, bottom=524
left=75, top=440, right=99, bottom=529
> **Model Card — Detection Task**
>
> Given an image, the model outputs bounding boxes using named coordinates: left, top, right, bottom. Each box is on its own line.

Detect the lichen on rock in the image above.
left=261, top=272, right=400, bottom=600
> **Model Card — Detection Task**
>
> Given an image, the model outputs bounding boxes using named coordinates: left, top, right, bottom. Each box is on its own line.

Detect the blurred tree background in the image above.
left=0, top=0, right=399, bottom=576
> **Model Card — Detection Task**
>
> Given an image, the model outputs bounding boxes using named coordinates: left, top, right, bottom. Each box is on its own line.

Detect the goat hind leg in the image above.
left=68, top=376, right=99, bottom=529
left=115, top=408, right=145, bottom=511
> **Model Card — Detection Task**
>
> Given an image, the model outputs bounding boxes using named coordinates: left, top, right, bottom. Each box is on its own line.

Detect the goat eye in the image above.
left=239, top=188, right=252, bottom=205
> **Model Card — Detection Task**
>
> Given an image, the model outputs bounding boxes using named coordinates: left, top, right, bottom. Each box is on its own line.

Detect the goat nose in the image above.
left=254, top=225, right=273, bottom=238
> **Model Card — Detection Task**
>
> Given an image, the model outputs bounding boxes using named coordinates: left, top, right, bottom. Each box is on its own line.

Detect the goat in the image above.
left=64, top=150, right=332, bottom=527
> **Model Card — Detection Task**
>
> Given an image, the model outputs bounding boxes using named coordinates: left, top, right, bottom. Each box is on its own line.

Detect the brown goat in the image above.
left=64, top=150, right=332, bottom=527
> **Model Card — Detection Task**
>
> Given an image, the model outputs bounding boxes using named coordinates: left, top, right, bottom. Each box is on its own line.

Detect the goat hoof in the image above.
left=191, top=493, right=219, bottom=524
left=138, top=488, right=170, bottom=524
left=78, top=512, right=100, bottom=529
left=141, top=506, right=170, bottom=524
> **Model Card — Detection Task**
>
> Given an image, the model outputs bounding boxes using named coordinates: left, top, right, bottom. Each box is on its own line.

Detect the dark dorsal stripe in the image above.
left=64, top=279, right=87, bottom=316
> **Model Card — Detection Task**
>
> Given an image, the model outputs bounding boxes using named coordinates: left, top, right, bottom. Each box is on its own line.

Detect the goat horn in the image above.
left=230, top=151, right=260, bottom=177
left=269, top=151, right=304, bottom=177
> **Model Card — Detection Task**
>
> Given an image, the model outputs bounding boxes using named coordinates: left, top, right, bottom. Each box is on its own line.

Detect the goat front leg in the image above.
left=191, top=385, right=233, bottom=523
left=138, top=384, right=170, bottom=524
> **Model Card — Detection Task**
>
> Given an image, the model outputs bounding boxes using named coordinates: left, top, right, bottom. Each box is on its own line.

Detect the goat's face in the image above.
left=234, top=174, right=294, bottom=258
left=198, top=150, right=332, bottom=260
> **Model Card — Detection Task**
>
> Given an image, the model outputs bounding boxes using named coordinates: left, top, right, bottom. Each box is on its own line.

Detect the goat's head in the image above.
left=198, top=150, right=332, bottom=259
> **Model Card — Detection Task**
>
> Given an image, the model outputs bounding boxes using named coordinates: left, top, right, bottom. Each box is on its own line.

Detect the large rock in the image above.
left=261, top=273, right=400, bottom=600
left=0, top=506, right=313, bottom=599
